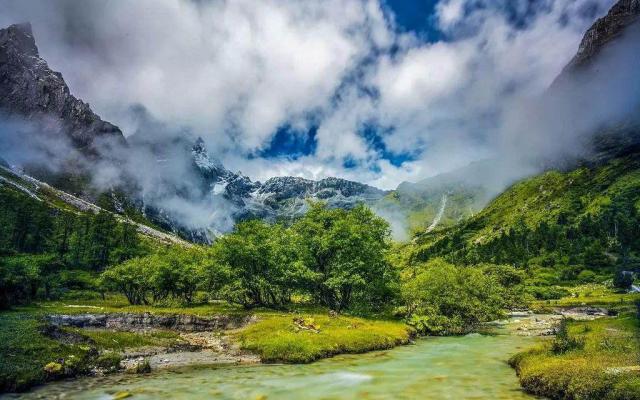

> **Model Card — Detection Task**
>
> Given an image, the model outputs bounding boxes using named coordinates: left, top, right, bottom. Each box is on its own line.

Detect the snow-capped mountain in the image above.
left=189, top=139, right=388, bottom=224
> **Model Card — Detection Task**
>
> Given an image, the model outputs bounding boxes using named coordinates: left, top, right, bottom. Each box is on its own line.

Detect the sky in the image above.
left=0, top=0, right=619, bottom=189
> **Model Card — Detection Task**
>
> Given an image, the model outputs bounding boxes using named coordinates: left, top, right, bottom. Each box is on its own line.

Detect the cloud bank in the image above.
left=1, top=0, right=636, bottom=193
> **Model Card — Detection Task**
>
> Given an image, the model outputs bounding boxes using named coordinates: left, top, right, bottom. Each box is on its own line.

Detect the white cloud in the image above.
left=0, top=0, right=620, bottom=191
left=436, top=0, right=466, bottom=30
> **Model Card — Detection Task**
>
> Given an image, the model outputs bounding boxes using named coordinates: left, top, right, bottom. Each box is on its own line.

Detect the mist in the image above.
left=1, top=0, right=639, bottom=240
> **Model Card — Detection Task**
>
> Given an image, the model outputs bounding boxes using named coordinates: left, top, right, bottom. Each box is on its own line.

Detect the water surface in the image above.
left=18, top=332, right=540, bottom=400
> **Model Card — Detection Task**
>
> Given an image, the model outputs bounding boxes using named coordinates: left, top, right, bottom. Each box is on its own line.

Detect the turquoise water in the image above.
left=19, top=333, right=540, bottom=400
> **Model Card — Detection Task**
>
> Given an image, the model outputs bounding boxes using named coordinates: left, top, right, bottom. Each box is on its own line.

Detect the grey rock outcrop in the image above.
left=565, top=0, right=640, bottom=71
left=0, top=23, right=125, bottom=154
left=46, top=313, right=257, bottom=332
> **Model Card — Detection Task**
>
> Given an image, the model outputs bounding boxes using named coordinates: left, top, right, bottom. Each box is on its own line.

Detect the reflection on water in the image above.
left=16, top=334, right=541, bottom=400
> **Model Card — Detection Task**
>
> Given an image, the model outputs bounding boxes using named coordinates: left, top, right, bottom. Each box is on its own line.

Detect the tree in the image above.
left=100, top=257, right=150, bottom=305
left=210, top=220, right=312, bottom=308
left=0, top=255, right=49, bottom=309
left=401, top=259, right=507, bottom=335
left=87, top=211, right=118, bottom=270
left=293, top=203, right=397, bottom=311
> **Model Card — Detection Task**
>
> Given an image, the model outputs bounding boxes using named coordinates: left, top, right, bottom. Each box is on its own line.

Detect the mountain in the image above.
left=0, top=23, right=125, bottom=153
left=188, top=138, right=388, bottom=223
left=0, top=22, right=391, bottom=242
left=0, top=163, right=187, bottom=246
left=563, top=0, right=639, bottom=72
left=410, top=0, right=640, bottom=269
left=377, top=159, right=540, bottom=236
left=412, top=151, right=640, bottom=272
left=2, top=0, right=638, bottom=243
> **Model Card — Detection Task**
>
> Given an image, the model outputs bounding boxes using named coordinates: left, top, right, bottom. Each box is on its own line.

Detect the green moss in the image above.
left=0, top=311, right=94, bottom=393
left=236, top=313, right=412, bottom=363
left=510, top=313, right=640, bottom=400
left=95, top=352, right=122, bottom=372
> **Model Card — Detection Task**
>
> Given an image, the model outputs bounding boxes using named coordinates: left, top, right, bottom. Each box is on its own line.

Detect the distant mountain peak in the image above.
left=564, top=0, right=640, bottom=71
left=0, top=23, right=38, bottom=57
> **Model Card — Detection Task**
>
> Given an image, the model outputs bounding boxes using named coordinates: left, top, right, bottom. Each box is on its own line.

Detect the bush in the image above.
left=134, top=359, right=151, bottom=374
left=43, top=362, right=62, bottom=376
left=95, top=353, right=122, bottom=372
left=100, top=247, right=206, bottom=305
left=401, top=259, right=508, bottom=335
left=551, top=319, right=585, bottom=354
left=577, top=269, right=597, bottom=283
left=527, top=285, right=570, bottom=300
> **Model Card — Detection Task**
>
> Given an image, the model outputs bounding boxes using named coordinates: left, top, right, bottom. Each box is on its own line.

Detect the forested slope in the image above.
left=412, top=153, right=640, bottom=277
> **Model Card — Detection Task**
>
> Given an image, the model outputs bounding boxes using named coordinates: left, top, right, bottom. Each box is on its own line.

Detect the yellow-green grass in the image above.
left=0, top=299, right=243, bottom=393
left=532, top=284, right=640, bottom=311
left=510, top=313, right=640, bottom=400
left=235, top=313, right=413, bottom=363
left=18, top=295, right=247, bottom=317
left=2, top=299, right=412, bottom=392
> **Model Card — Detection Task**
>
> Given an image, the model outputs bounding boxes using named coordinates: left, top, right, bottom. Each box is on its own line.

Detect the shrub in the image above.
left=95, top=353, right=122, bottom=372
left=577, top=269, right=597, bottom=283
left=551, top=319, right=584, bottom=354
left=43, top=362, right=62, bottom=376
left=401, top=259, right=508, bottom=334
left=134, top=359, right=151, bottom=374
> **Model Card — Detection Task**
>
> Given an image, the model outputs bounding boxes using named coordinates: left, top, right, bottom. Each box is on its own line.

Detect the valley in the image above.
left=1, top=0, right=640, bottom=399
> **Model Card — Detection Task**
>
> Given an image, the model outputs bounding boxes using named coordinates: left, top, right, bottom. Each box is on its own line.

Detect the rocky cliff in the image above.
left=564, top=0, right=640, bottom=71
left=0, top=23, right=125, bottom=154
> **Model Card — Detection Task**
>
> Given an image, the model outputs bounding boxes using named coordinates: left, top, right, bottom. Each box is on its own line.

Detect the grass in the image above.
left=510, top=313, right=640, bottom=400
left=532, top=284, right=640, bottom=311
left=20, top=295, right=248, bottom=317
left=1, top=299, right=413, bottom=392
left=0, top=311, right=94, bottom=393
left=0, top=299, right=243, bottom=393
left=235, top=313, right=413, bottom=363
left=64, top=328, right=185, bottom=351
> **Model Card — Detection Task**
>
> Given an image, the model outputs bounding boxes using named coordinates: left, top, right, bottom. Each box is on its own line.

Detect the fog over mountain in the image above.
left=1, top=0, right=639, bottom=240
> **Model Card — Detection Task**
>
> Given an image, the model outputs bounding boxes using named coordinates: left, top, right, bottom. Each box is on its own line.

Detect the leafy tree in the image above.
left=0, top=255, right=50, bottom=308
left=292, top=203, right=397, bottom=311
left=210, top=220, right=313, bottom=308
left=100, top=257, right=150, bottom=305
left=401, top=259, right=507, bottom=335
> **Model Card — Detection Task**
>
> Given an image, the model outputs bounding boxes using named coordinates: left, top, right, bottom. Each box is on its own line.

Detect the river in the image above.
left=17, top=332, right=541, bottom=400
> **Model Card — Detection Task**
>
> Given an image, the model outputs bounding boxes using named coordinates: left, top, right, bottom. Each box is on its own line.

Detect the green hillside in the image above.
left=411, top=153, right=640, bottom=280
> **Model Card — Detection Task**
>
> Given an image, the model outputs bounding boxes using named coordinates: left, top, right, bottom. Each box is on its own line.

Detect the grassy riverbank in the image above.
left=532, top=284, right=640, bottom=311
left=236, top=313, right=412, bottom=363
left=510, top=312, right=640, bottom=400
left=0, top=300, right=411, bottom=393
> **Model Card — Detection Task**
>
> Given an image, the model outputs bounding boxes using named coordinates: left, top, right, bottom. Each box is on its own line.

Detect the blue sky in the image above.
left=257, top=0, right=442, bottom=168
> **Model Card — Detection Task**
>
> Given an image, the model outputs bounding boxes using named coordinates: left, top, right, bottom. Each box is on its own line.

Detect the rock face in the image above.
left=46, top=313, right=256, bottom=332
left=550, top=0, right=640, bottom=166
left=0, top=23, right=125, bottom=153
left=565, top=0, right=640, bottom=71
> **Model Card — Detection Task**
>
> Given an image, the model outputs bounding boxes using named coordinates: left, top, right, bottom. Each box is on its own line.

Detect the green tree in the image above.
left=210, top=220, right=312, bottom=308
left=293, top=203, right=397, bottom=311
left=401, top=259, right=507, bottom=335
left=100, top=257, right=150, bottom=305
